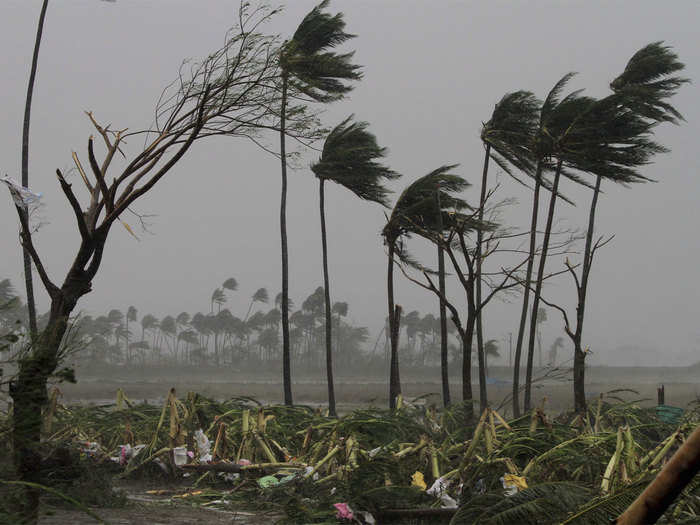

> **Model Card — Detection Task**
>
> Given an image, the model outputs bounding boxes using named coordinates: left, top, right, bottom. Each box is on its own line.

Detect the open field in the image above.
left=57, top=365, right=700, bottom=417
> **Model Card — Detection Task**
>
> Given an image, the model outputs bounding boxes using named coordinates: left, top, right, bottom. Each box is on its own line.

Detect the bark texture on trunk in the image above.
left=319, top=179, right=336, bottom=417
left=279, top=73, right=292, bottom=406
left=524, top=159, right=562, bottom=411
left=512, top=163, right=542, bottom=417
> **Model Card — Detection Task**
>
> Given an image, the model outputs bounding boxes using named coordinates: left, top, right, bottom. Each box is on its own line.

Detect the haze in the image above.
left=1, top=0, right=698, bottom=366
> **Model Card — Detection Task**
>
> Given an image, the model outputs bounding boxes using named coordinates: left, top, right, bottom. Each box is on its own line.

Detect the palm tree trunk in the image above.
left=279, top=72, right=292, bottom=406
left=573, top=174, right=602, bottom=413
left=387, top=242, right=401, bottom=410
left=319, top=179, right=336, bottom=417
left=21, top=0, right=49, bottom=339
left=437, top=245, right=450, bottom=407
left=475, top=144, right=491, bottom=413
left=512, top=161, right=543, bottom=417
left=434, top=189, right=450, bottom=408
left=524, top=159, right=562, bottom=411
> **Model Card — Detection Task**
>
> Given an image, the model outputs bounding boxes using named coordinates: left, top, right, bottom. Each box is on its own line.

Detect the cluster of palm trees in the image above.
left=273, top=1, right=686, bottom=418
left=7, top=1, right=687, bottom=422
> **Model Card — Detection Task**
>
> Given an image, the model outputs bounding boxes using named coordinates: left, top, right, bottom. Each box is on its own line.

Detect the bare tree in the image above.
left=5, top=5, right=284, bottom=520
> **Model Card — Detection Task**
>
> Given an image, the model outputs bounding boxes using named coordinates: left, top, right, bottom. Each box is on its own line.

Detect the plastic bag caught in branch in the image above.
left=2, top=176, right=42, bottom=212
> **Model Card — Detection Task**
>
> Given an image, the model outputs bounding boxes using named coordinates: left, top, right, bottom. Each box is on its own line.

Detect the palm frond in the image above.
left=311, top=115, right=399, bottom=206
left=610, top=41, right=689, bottom=124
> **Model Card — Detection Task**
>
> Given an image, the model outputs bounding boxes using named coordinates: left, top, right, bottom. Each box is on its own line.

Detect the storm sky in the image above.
left=1, top=1, right=698, bottom=366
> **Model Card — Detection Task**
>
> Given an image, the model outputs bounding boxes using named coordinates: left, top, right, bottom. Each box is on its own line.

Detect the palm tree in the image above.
left=477, top=91, right=539, bottom=410
left=222, top=277, right=238, bottom=293
left=244, top=287, right=269, bottom=322
left=511, top=73, right=582, bottom=417
left=484, top=338, right=500, bottom=377
left=523, top=86, right=599, bottom=412
left=311, top=116, right=397, bottom=416
left=278, top=0, right=361, bottom=406
left=125, top=305, right=137, bottom=365
left=160, top=315, right=177, bottom=357
left=211, top=288, right=226, bottom=313
left=382, top=166, right=469, bottom=410
left=565, top=42, right=687, bottom=413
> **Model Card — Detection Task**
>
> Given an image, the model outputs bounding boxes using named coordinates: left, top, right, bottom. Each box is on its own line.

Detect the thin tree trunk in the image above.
left=512, top=162, right=542, bottom=418
left=461, top=314, right=475, bottom=422
left=387, top=243, right=401, bottom=410
left=573, top=175, right=602, bottom=413
left=21, top=0, right=49, bottom=339
left=525, top=159, right=562, bottom=411
left=475, top=144, right=491, bottom=413
left=279, top=73, right=292, bottom=406
left=434, top=189, right=450, bottom=407
left=438, top=245, right=450, bottom=407
left=319, top=179, right=336, bottom=417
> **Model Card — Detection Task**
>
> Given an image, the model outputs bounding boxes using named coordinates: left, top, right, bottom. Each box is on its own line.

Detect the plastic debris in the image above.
left=173, top=446, right=188, bottom=466
left=333, top=502, right=354, bottom=520
left=426, top=476, right=457, bottom=508
left=194, top=429, right=212, bottom=463
left=501, top=473, right=528, bottom=496
left=411, top=471, right=427, bottom=490
left=357, top=511, right=376, bottom=524
left=79, top=441, right=100, bottom=458
left=1, top=176, right=42, bottom=212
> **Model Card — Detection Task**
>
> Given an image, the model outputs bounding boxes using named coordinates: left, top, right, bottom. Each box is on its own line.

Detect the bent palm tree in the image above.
left=278, top=0, right=361, bottom=406
left=311, top=116, right=398, bottom=416
left=382, top=166, right=469, bottom=410
left=566, top=43, right=687, bottom=413
left=477, top=90, right=539, bottom=410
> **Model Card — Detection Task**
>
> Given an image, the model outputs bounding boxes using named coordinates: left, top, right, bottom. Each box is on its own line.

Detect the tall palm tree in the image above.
left=511, top=73, right=587, bottom=417
left=382, top=166, right=469, bottom=410
left=311, top=116, right=398, bottom=416
left=125, top=305, right=137, bottom=365
left=477, top=91, right=539, bottom=409
left=211, top=288, right=226, bottom=313
left=278, top=0, right=362, bottom=406
left=244, top=287, right=269, bottom=322
left=222, top=277, right=238, bottom=293
left=564, top=42, right=687, bottom=413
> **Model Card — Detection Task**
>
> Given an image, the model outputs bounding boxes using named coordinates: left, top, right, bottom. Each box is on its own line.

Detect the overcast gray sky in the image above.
left=1, top=1, right=698, bottom=366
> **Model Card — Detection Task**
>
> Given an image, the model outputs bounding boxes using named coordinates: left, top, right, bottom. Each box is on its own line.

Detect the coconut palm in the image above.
left=125, top=305, right=137, bottom=364
left=511, top=72, right=585, bottom=417
left=211, top=288, right=226, bottom=313
left=382, top=166, right=469, bottom=410
left=278, top=0, right=362, bottom=406
left=244, top=287, right=269, bottom=323
left=222, top=277, right=238, bottom=292
left=311, top=116, right=397, bottom=416
left=562, top=42, right=687, bottom=413
left=476, top=91, right=540, bottom=408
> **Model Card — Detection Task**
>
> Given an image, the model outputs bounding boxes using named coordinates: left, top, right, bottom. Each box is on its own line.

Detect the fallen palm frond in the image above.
left=1, top=388, right=696, bottom=523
